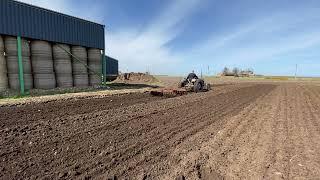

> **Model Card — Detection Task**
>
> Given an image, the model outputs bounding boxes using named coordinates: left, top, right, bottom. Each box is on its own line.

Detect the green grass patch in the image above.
left=0, top=91, right=31, bottom=100
left=12, top=94, right=30, bottom=99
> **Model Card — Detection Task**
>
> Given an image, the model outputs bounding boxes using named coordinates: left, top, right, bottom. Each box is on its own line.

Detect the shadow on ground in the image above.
left=107, top=83, right=159, bottom=90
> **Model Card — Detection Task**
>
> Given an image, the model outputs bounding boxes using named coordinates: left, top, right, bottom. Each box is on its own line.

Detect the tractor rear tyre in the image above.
left=179, top=79, right=187, bottom=88
left=178, top=81, right=184, bottom=88
left=194, top=79, right=203, bottom=93
left=207, top=84, right=211, bottom=91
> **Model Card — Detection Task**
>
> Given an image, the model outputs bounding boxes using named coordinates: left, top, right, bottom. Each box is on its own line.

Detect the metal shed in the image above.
left=106, top=56, right=119, bottom=75
left=0, top=0, right=105, bottom=49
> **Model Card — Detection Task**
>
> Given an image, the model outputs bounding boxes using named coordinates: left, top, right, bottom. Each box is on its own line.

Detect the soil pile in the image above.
left=115, top=72, right=158, bottom=83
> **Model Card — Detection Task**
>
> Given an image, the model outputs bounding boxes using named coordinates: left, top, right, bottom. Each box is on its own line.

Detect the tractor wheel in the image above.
left=178, top=81, right=184, bottom=88
left=206, top=83, right=211, bottom=91
left=194, top=79, right=203, bottom=93
left=179, top=79, right=187, bottom=88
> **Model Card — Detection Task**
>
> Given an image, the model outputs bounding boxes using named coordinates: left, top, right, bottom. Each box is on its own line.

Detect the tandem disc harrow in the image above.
left=148, top=88, right=188, bottom=97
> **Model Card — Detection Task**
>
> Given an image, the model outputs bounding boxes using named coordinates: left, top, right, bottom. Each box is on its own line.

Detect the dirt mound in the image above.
left=115, top=72, right=158, bottom=83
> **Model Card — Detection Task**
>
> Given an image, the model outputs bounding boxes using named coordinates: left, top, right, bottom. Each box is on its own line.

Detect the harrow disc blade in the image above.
left=149, top=88, right=188, bottom=97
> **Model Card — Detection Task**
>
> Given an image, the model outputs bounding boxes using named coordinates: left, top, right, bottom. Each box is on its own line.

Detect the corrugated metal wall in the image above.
left=0, top=0, right=105, bottom=49
left=106, top=56, right=118, bottom=75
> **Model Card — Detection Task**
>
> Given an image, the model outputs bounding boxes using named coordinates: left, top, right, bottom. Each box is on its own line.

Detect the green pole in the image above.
left=17, top=36, right=25, bottom=95
left=103, top=50, right=106, bottom=85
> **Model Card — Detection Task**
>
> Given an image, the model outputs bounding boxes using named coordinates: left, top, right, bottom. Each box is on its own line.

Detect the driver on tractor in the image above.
left=179, top=71, right=205, bottom=92
left=186, top=71, right=198, bottom=81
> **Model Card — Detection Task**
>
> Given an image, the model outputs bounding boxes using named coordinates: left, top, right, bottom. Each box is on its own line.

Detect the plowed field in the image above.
left=1, top=83, right=320, bottom=179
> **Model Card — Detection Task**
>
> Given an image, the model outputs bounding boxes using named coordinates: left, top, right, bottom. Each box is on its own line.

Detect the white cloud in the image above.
left=16, top=0, right=104, bottom=24
left=16, top=0, right=71, bottom=14
left=16, top=0, right=320, bottom=76
left=186, top=8, right=320, bottom=68
left=107, top=0, right=203, bottom=74
left=19, top=0, right=204, bottom=75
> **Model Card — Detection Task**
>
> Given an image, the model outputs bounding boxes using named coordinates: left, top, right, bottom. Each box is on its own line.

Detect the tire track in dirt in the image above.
left=231, top=86, right=281, bottom=178
left=0, top=93, right=166, bottom=127
left=302, top=85, right=320, bottom=133
left=159, top=84, right=279, bottom=179
left=278, top=85, right=320, bottom=178
left=238, top=87, right=287, bottom=178
left=161, top=84, right=320, bottom=179
left=263, top=84, right=291, bottom=179
left=90, top=85, right=275, bottom=178
left=220, top=84, right=320, bottom=179
left=214, top=85, right=284, bottom=178
left=67, top=85, right=249, bottom=172
left=32, top=85, right=243, bottom=175
left=306, top=84, right=320, bottom=101
left=0, top=84, right=273, bottom=179
left=291, top=85, right=320, bottom=178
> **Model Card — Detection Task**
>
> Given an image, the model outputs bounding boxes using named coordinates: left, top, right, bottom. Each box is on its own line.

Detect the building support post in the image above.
left=103, top=50, right=106, bottom=85
left=17, top=36, right=25, bottom=95
left=102, top=25, right=107, bottom=86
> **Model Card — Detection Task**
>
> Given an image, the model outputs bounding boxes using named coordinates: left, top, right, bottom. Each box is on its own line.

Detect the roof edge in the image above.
left=13, top=0, right=105, bottom=27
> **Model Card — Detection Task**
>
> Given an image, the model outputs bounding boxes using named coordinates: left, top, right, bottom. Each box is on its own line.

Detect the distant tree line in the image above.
left=221, top=67, right=254, bottom=77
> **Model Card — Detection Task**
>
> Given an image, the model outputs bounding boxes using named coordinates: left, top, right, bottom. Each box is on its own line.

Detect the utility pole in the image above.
left=295, top=64, right=298, bottom=80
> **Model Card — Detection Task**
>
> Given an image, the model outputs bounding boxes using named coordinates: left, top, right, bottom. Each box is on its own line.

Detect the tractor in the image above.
left=178, top=76, right=211, bottom=93
left=149, top=72, right=211, bottom=97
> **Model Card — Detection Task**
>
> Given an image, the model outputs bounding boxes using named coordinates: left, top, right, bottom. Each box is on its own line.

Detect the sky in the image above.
left=18, top=0, right=320, bottom=77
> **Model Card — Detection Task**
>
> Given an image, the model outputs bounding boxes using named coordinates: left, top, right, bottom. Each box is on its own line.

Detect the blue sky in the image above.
left=20, top=0, right=320, bottom=76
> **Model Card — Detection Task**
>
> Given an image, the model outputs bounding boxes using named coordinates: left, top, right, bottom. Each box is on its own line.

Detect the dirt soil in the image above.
left=1, top=83, right=320, bottom=179
left=115, top=73, right=159, bottom=83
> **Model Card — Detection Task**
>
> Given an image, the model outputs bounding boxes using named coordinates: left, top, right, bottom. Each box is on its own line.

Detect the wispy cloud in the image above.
left=15, top=0, right=320, bottom=76
left=188, top=8, right=320, bottom=67
left=17, top=0, right=72, bottom=15
left=20, top=0, right=204, bottom=74
left=17, top=0, right=104, bottom=24
left=107, top=0, right=204, bottom=74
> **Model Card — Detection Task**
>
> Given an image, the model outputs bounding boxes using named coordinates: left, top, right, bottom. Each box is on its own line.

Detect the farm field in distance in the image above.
left=1, top=77, right=320, bottom=179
